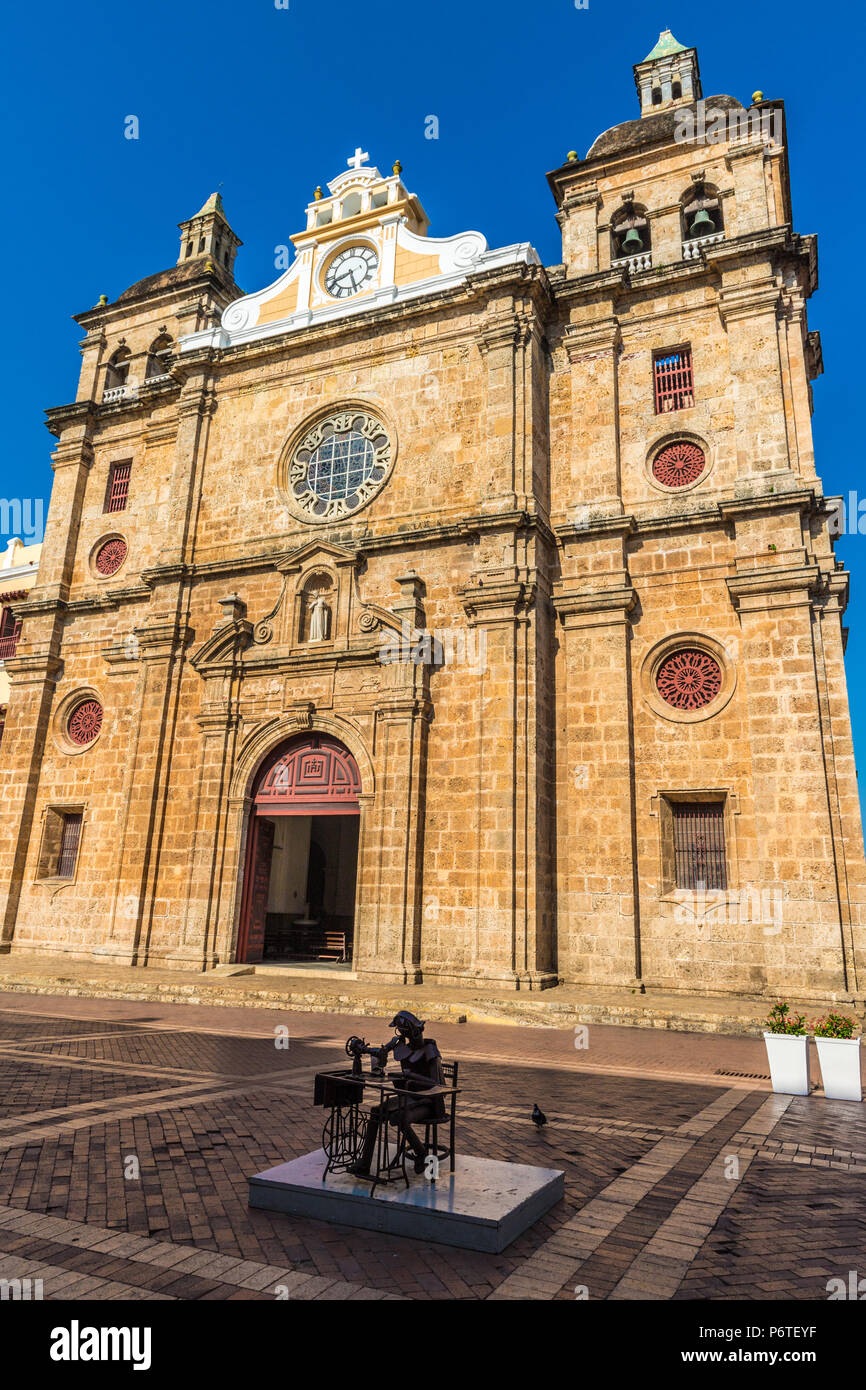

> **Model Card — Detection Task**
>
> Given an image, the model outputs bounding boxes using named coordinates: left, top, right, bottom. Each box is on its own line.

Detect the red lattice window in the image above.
left=656, top=649, right=722, bottom=711
left=95, top=538, right=128, bottom=576
left=105, top=461, right=131, bottom=513
left=67, top=699, right=103, bottom=746
left=57, top=812, right=83, bottom=878
left=652, top=440, right=705, bottom=488
left=653, top=348, right=694, bottom=413
left=673, top=803, right=727, bottom=890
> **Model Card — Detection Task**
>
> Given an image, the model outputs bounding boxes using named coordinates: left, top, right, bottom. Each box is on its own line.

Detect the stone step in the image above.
left=0, top=953, right=840, bottom=1036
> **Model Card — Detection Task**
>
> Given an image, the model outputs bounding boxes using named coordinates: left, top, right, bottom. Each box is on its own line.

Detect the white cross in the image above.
left=347, top=147, right=369, bottom=170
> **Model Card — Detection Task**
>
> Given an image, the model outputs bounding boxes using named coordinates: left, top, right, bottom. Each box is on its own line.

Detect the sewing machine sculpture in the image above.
left=315, top=1012, right=453, bottom=1190
left=248, top=1008, right=566, bottom=1253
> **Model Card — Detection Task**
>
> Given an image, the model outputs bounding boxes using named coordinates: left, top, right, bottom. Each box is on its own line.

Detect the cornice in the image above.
left=552, top=583, right=637, bottom=622
left=719, top=488, right=816, bottom=520
left=66, top=585, right=151, bottom=615
left=726, top=563, right=820, bottom=605
left=459, top=578, right=536, bottom=624
left=2, top=652, right=64, bottom=681
left=563, top=316, right=622, bottom=362
left=555, top=514, right=636, bottom=542
left=44, top=400, right=98, bottom=440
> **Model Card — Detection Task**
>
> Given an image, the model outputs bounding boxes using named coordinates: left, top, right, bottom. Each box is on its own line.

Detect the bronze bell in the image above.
left=621, top=226, right=644, bottom=254
left=690, top=208, right=715, bottom=238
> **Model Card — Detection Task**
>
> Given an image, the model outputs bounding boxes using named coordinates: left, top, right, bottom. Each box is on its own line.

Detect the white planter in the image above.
left=763, top=1032, right=810, bottom=1095
left=815, top=1036, right=862, bottom=1102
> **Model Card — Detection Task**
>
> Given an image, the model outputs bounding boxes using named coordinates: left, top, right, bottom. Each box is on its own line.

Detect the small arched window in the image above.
left=610, top=203, right=651, bottom=266
left=681, top=183, right=724, bottom=247
left=105, top=346, right=131, bottom=390
left=145, top=334, right=173, bottom=380
left=341, top=192, right=362, bottom=218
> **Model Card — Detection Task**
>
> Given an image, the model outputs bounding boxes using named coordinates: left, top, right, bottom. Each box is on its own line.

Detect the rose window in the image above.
left=656, top=649, right=722, bottom=710
left=289, top=410, right=391, bottom=522
left=67, top=699, right=103, bottom=746
left=652, top=440, right=705, bottom=488
left=95, top=538, right=128, bottom=576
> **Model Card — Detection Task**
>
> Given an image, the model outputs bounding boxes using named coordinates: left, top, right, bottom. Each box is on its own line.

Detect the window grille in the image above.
left=105, top=462, right=131, bottom=513
left=653, top=348, right=694, bottom=413
left=57, top=813, right=83, bottom=879
left=673, top=802, right=727, bottom=890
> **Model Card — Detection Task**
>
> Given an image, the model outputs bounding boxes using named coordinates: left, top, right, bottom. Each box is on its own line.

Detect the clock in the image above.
left=324, top=244, right=379, bottom=299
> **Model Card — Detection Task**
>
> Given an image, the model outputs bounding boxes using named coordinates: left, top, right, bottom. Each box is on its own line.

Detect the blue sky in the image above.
left=3, top=0, right=865, bottom=795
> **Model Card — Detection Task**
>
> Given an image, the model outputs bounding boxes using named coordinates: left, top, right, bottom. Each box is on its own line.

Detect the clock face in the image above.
left=324, top=244, right=378, bottom=299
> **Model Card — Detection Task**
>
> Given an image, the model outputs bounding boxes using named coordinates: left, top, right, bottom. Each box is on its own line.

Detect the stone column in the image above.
left=0, top=653, right=63, bottom=949
left=0, top=406, right=96, bottom=949
left=553, top=582, right=640, bottom=988
left=355, top=686, right=430, bottom=985
left=175, top=596, right=253, bottom=969
left=727, top=564, right=853, bottom=998
left=719, top=281, right=789, bottom=480
left=156, top=366, right=216, bottom=569
left=561, top=313, right=622, bottom=516
left=97, top=612, right=192, bottom=965
left=558, top=186, right=601, bottom=276
left=726, top=143, right=770, bottom=236
left=458, top=576, right=556, bottom=989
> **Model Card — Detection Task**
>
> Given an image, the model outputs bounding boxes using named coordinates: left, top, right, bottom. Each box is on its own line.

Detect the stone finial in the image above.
left=218, top=593, right=247, bottom=624
left=393, top=571, right=426, bottom=628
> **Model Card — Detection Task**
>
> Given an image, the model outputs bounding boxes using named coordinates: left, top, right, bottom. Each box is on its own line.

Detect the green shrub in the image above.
left=813, top=1012, right=858, bottom=1040
left=765, top=1002, right=808, bottom=1035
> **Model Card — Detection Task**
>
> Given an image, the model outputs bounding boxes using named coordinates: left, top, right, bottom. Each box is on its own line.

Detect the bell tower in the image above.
left=177, top=192, right=242, bottom=276
left=633, top=29, right=701, bottom=115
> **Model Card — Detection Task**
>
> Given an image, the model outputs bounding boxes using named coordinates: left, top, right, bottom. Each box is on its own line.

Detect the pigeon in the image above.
left=531, top=1103, right=548, bottom=1130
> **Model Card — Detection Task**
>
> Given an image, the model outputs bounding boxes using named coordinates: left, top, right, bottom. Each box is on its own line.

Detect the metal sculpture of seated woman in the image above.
left=347, top=1011, right=445, bottom=1176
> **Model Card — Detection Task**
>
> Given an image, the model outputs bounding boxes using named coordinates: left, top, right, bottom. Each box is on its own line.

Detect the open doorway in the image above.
left=261, top=813, right=359, bottom=961
left=236, top=733, right=362, bottom=966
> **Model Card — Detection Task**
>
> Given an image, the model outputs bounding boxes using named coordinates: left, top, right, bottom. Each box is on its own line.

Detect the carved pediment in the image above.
left=191, top=595, right=253, bottom=673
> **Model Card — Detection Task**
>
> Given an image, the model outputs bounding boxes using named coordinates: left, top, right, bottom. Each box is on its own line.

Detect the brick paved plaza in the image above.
left=0, top=991, right=863, bottom=1303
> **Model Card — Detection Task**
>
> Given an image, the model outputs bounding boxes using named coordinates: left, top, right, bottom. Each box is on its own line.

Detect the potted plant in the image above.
left=763, top=1002, right=810, bottom=1095
left=813, top=1012, right=862, bottom=1102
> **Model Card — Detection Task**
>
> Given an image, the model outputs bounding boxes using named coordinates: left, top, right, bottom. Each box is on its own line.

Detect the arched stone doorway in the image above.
left=237, top=734, right=361, bottom=964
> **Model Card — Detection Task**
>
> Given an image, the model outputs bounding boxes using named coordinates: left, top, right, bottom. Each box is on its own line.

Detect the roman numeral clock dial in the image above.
left=324, top=245, right=379, bottom=298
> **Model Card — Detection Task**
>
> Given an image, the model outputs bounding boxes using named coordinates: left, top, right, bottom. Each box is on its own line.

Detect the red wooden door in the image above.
left=238, top=817, right=275, bottom=963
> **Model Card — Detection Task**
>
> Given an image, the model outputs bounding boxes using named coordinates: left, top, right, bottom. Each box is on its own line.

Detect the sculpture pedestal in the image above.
left=248, top=1150, right=564, bottom=1253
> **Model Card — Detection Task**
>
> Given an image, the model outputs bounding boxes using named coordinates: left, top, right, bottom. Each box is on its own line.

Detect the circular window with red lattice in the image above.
left=656, top=649, right=722, bottom=711
left=652, top=440, right=706, bottom=489
left=94, top=537, right=128, bottom=576
left=67, top=699, right=103, bottom=747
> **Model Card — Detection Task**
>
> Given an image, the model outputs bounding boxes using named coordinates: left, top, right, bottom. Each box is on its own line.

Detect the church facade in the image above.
left=2, top=32, right=864, bottom=1004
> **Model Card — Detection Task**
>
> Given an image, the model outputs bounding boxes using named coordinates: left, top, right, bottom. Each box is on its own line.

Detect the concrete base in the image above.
left=248, top=1150, right=565, bottom=1253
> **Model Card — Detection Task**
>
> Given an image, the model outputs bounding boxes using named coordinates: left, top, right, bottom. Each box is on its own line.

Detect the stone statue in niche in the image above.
left=308, top=593, right=331, bottom=642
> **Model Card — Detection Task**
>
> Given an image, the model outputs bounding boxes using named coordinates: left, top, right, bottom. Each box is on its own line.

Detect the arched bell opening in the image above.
left=610, top=200, right=651, bottom=266
left=236, top=733, right=362, bottom=967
